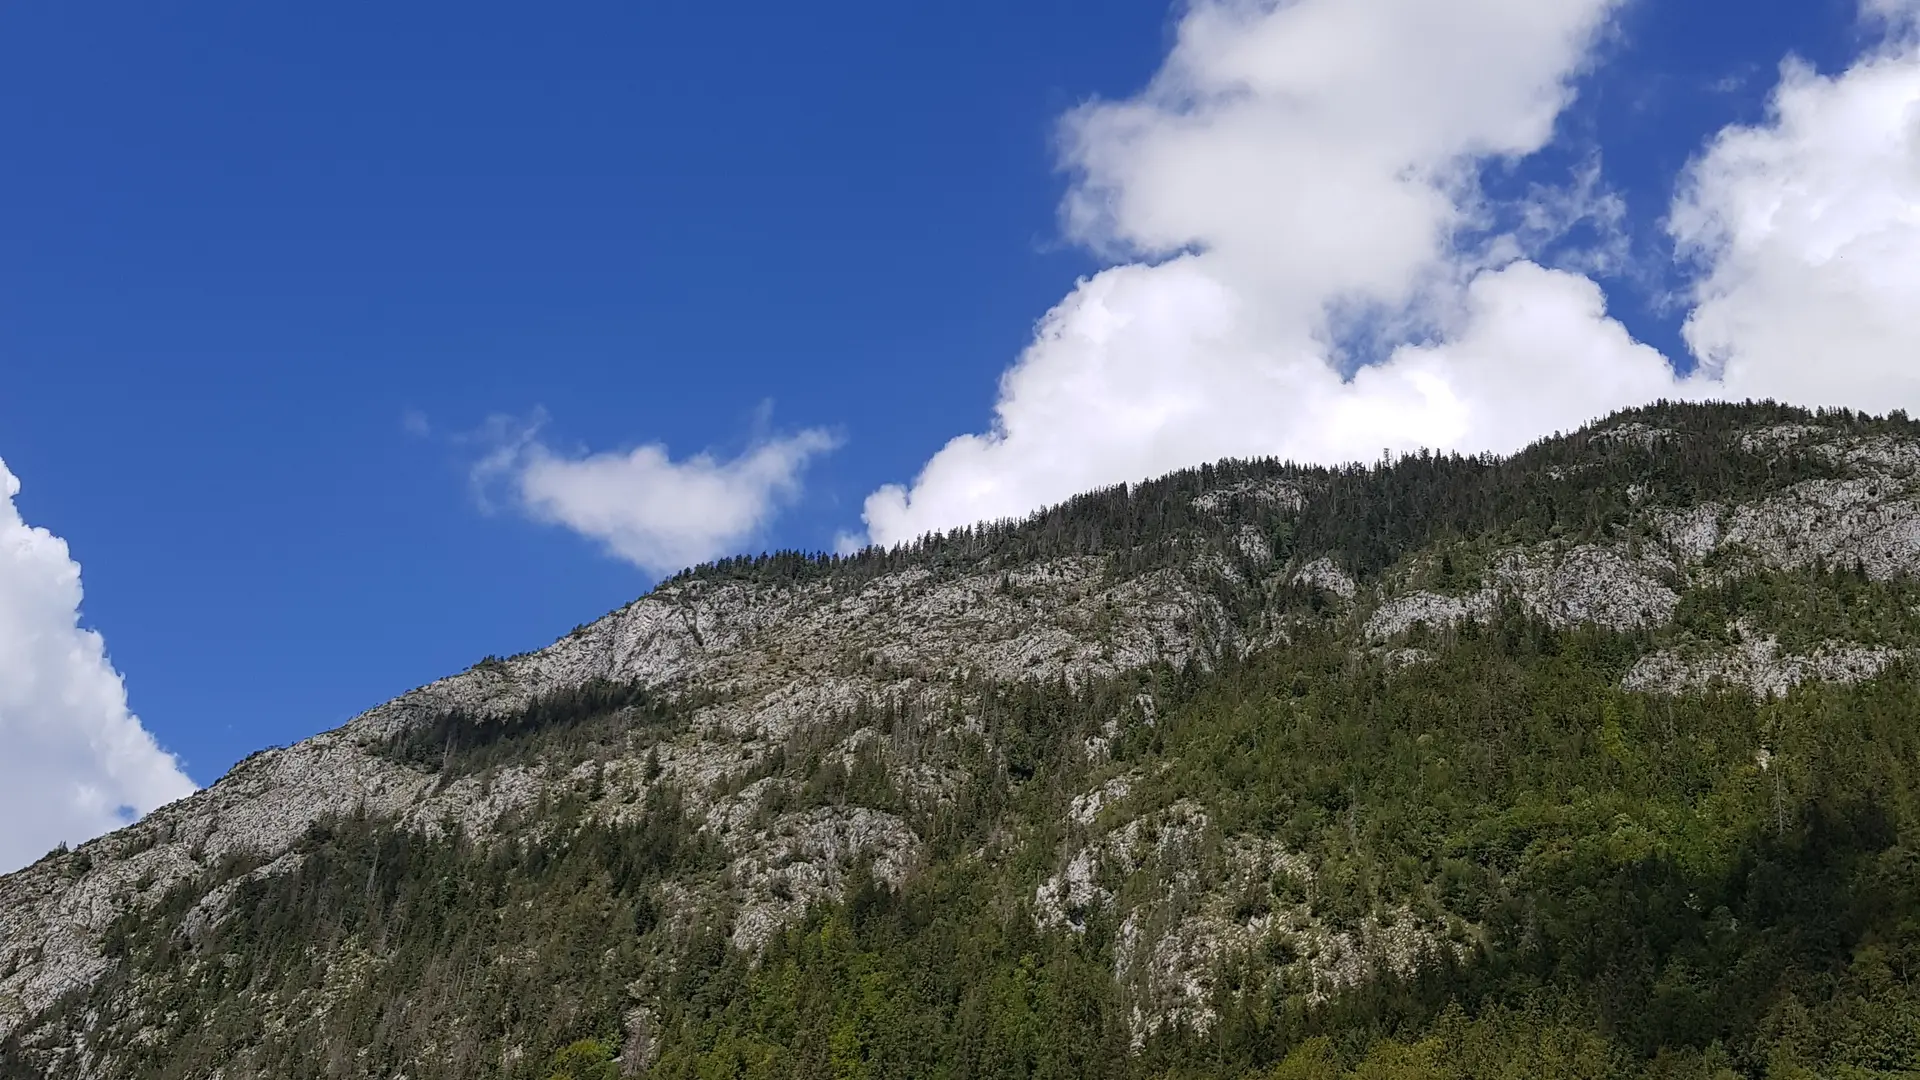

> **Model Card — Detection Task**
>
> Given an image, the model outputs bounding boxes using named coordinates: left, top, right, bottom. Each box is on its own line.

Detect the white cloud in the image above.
left=0, top=458, right=196, bottom=873
left=863, top=0, right=1673, bottom=545
left=1364, top=260, right=1693, bottom=448
left=477, top=420, right=840, bottom=575
left=1864, top=0, right=1920, bottom=31
left=1511, top=156, right=1635, bottom=279
left=1672, top=21, right=1920, bottom=411
left=860, top=0, right=1920, bottom=547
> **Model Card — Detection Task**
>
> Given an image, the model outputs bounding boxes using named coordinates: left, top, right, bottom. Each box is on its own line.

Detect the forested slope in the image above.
left=7, top=402, right=1920, bottom=1079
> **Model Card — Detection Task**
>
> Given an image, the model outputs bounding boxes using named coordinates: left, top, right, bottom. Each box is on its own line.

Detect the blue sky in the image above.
left=4, top=0, right=1920, bottom=868
left=0, top=1, right=1168, bottom=781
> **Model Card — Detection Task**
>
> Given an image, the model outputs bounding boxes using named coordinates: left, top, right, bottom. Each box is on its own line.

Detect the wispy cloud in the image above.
left=472, top=412, right=840, bottom=576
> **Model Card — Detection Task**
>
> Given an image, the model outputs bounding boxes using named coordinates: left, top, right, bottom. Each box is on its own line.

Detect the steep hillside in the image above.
left=8, top=402, right=1920, bottom=1079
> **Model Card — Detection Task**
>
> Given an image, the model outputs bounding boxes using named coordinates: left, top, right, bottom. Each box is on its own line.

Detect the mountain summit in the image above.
left=8, top=402, right=1920, bottom=1079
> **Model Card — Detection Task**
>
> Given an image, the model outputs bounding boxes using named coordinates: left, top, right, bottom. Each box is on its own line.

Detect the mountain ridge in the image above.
left=9, top=400, right=1920, bottom=1079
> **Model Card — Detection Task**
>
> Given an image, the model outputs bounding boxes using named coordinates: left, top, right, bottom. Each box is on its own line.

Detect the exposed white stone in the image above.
left=346, top=558, right=1226, bottom=747
left=180, top=851, right=307, bottom=946
left=725, top=807, right=921, bottom=952
left=1292, top=558, right=1358, bottom=600
left=1191, top=478, right=1305, bottom=514
left=1110, top=832, right=1457, bottom=1047
left=1655, top=504, right=1725, bottom=562
left=1737, top=424, right=1827, bottom=453
left=1068, top=774, right=1138, bottom=828
left=1035, top=847, right=1110, bottom=931
left=1365, top=544, right=1677, bottom=640
left=1590, top=422, right=1675, bottom=448
left=1813, top=433, right=1920, bottom=479
left=1365, top=590, right=1496, bottom=640
left=1235, top=525, right=1274, bottom=563
left=404, top=764, right=548, bottom=838
left=1035, top=800, right=1209, bottom=932
left=1083, top=713, right=1124, bottom=763
left=1654, top=479, right=1920, bottom=580
left=1489, top=544, right=1680, bottom=630
left=1624, top=633, right=1901, bottom=698
left=1378, top=647, right=1435, bottom=671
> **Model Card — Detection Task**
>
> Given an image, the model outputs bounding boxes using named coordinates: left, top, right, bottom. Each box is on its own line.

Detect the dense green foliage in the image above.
left=10, top=785, right=719, bottom=1080
left=636, top=616, right=1920, bottom=1080
left=379, top=678, right=684, bottom=779
left=1671, top=567, right=1920, bottom=651
left=17, top=609, right=1920, bottom=1078
left=548, top=1039, right=620, bottom=1080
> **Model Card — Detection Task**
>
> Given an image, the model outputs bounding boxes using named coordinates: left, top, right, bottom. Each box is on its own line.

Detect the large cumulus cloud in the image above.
left=859, top=0, right=1920, bottom=545
left=0, top=458, right=195, bottom=872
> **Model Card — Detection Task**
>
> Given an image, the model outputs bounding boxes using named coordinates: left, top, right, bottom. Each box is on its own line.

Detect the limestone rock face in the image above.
left=349, top=557, right=1223, bottom=746
left=0, top=732, right=428, bottom=1036
left=1365, top=543, right=1679, bottom=641
left=723, top=806, right=923, bottom=952
left=0, top=554, right=1234, bottom=1048
left=1623, top=633, right=1902, bottom=698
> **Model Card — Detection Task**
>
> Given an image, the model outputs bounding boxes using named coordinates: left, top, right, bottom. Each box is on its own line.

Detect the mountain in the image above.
left=8, top=401, right=1920, bottom=1079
